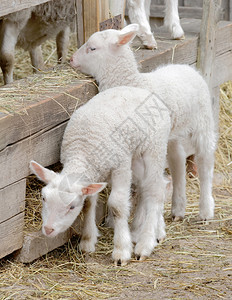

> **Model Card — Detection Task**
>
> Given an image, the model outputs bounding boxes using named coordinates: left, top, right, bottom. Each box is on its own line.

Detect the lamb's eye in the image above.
left=70, top=205, right=75, bottom=210
left=90, top=47, right=96, bottom=51
left=42, top=195, right=46, bottom=202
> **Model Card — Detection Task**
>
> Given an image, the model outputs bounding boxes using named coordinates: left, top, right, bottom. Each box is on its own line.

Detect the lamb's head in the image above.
left=30, top=161, right=106, bottom=238
left=70, top=24, right=139, bottom=77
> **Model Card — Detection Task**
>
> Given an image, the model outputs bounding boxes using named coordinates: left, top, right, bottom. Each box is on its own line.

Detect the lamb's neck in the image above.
left=61, top=158, right=99, bottom=183
left=96, top=51, right=144, bottom=92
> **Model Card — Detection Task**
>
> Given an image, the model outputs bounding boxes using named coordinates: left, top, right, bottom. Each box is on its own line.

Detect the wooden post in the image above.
left=230, top=0, right=232, bottom=20
left=76, top=0, right=111, bottom=47
left=75, top=0, right=84, bottom=48
left=197, top=0, right=221, bottom=126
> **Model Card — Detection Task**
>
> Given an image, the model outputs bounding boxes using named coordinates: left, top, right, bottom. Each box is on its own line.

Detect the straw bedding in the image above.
left=0, top=38, right=231, bottom=299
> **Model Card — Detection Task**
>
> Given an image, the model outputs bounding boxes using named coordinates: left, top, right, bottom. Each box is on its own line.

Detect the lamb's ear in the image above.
left=81, top=182, right=107, bottom=196
left=30, top=160, right=57, bottom=184
left=117, top=24, right=139, bottom=46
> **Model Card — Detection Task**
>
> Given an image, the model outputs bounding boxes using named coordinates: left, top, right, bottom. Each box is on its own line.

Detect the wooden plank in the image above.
left=184, top=0, right=203, bottom=7
left=215, top=21, right=232, bottom=56
left=0, top=122, right=67, bottom=189
left=0, top=179, right=26, bottom=223
left=0, top=0, right=51, bottom=17
left=0, top=80, right=97, bottom=152
left=150, top=5, right=203, bottom=19
left=197, top=0, right=221, bottom=91
left=213, top=50, right=232, bottom=86
left=83, top=0, right=99, bottom=42
left=230, top=0, right=232, bottom=20
left=76, top=0, right=84, bottom=48
left=134, top=34, right=198, bottom=72
left=99, top=0, right=110, bottom=23
left=0, top=212, right=24, bottom=259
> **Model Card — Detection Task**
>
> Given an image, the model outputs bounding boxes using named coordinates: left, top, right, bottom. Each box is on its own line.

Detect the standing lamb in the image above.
left=30, top=86, right=171, bottom=265
left=70, top=24, right=217, bottom=221
left=0, top=0, right=75, bottom=85
left=127, top=0, right=184, bottom=49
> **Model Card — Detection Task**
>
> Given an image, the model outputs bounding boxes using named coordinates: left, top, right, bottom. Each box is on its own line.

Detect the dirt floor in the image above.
left=0, top=174, right=231, bottom=299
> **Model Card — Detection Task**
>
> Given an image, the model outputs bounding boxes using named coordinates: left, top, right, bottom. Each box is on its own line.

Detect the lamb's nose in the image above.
left=44, top=226, right=54, bottom=235
left=70, top=56, right=73, bottom=63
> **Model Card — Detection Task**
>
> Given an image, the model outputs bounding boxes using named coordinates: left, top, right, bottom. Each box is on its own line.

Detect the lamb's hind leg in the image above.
left=108, top=166, right=133, bottom=266
left=167, top=140, right=187, bottom=220
left=195, top=150, right=215, bottom=220
left=133, top=153, right=166, bottom=261
left=79, top=194, right=99, bottom=253
left=29, top=45, right=44, bottom=72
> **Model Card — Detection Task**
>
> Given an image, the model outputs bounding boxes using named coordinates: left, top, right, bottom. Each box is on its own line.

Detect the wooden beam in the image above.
left=0, top=0, right=51, bottom=17
left=0, top=179, right=26, bottom=223
left=197, top=0, right=221, bottom=127
left=76, top=0, right=84, bottom=48
left=197, top=0, right=221, bottom=90
left=0, top=212, right=25, bottom=259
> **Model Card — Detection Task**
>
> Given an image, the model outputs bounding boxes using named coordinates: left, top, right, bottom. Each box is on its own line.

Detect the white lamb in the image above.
left=30, top=86, right=171, bottom=265
left=127, top=0, right=184, bottom=49
left=0, top=0, right=75, bottom=85
left=70, top=24, right=217, bottom=221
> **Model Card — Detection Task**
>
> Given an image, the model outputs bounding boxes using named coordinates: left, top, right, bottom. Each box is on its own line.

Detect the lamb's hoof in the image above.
left=114, top=259, right=129, bottom=267
left=144, top=44, right=157, bottom=50
left=172, top=215, right=184, bottom=222
left=157, top=237, right=165, bottom=244
left=174, top=35, right=185, bottom=40
left=135, top=255, right=147, bottom=262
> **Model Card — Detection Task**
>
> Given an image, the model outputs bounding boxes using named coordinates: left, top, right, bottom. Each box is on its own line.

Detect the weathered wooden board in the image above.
left=0, top=122, right=67, bottom=189
left=0, top=81, right=97, bottom=152
left=150, top=4, right=203, bottom=19
left=213, top=50, right=232, bottom=86
left=0, top=212, right=24, bottom=259
left=0, top=179, right=26, bottom=223
left=0, top=0, right=51, bottom=17
left=135, top=35, right=198, bottom=72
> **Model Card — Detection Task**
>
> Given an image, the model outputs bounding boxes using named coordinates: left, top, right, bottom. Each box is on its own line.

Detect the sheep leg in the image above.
left=164, top=0, right=184, bottom=39
left=56, top=26, right=70, bottom=64
left=0, top=21, right=19, bottom=84
left=133, top=153, right=166, bottom=261
left=108, top=167, right=133, bottom=266
left=167, top=140, right=187, bottom=220
left=79, top=195, right=99, bottom=253
left=127, top=0, right=157, bottom=49
left=195, top=151, right=215, bottom=220
left=29, top=45, right=44, bottom=72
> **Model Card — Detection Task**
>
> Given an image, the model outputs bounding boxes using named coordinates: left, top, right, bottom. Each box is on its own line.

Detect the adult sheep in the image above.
left=70, top=24, right=217, bottom=221
left=0, top=0, right=75, bottom=85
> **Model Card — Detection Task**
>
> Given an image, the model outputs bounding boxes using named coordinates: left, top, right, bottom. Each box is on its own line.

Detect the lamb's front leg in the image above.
left=108, top=168, right=133, bottom=266
left=164, top=0, right=184, bottom=39
left=29, top=45, right=44, bottom=72
left=79, top=194, right=99, bottom=253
